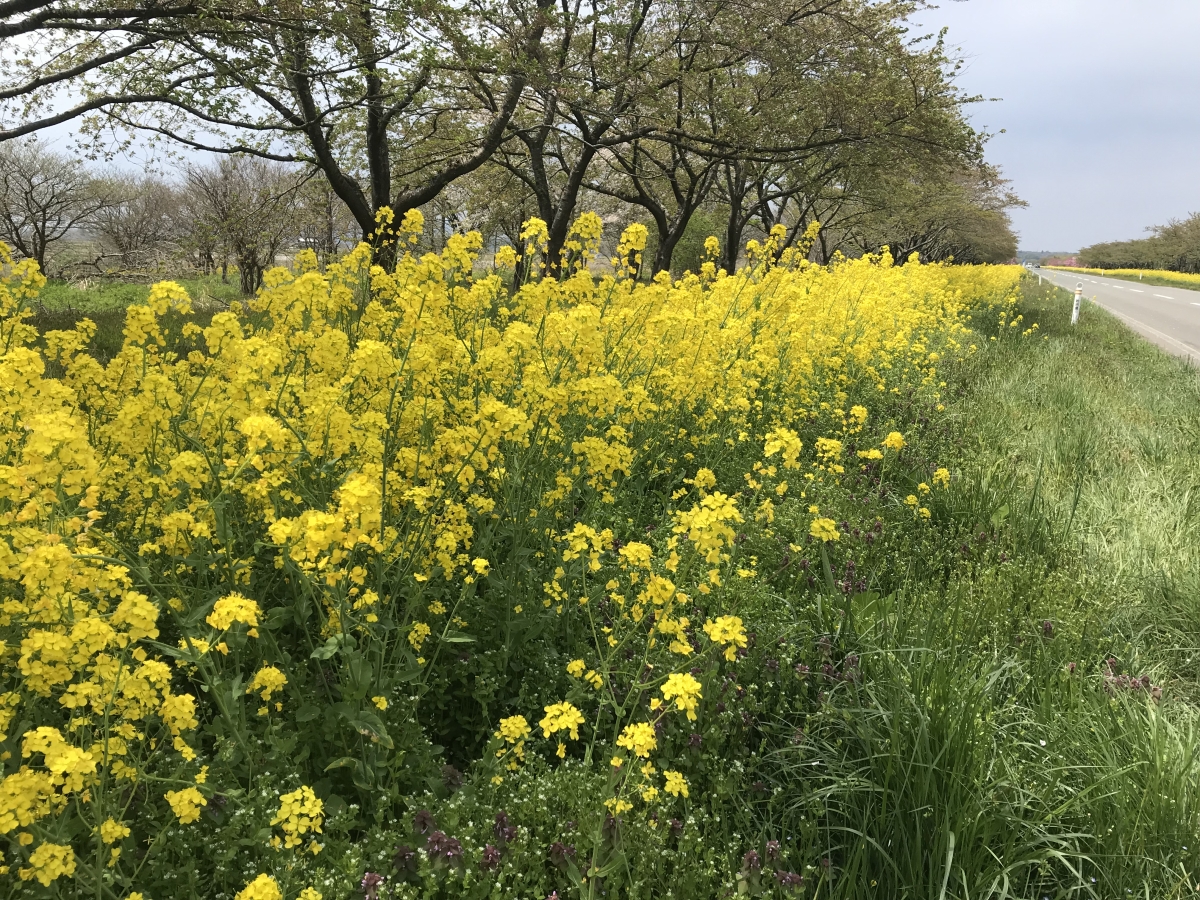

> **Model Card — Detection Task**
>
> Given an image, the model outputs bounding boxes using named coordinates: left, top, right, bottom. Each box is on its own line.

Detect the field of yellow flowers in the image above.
left=8, top=213, right=1198, bottom=899
left=1045, top=264, right=1200, bottom=290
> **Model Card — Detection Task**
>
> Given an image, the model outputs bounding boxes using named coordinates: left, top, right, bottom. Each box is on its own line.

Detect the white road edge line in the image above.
left=1130, top=289, right=1144, bottom=293
left=1154, top=294, right=1173, bottom=300
left=1091, top=298, right=1200, bottom=359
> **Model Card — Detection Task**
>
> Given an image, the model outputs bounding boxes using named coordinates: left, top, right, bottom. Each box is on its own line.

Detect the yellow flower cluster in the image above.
left=539, top=702, right=585, bottom=740
left=270, top=785, right=323, bottom=849
left=567, top=658, right=604, bottom=689
left=0, top=218, right=1022, bottom=892
left=493, top=714, right=531, bottom=774
left=165, top=787, right=206, bottom=824
left=703, top=616, right=749, bottom=661
left=809, top=517, right=841, bottom=543
left=616, top=722, right=658, bottom=758
left=247, top=666, right=288, bottom=701
left=663, top=769, right=689, bottom=798
left=1046, top=265, right=1200, bottom=287
left=236, top=874, right=283, bottom=900
left=660, top=673, right=703, bottom=721
left=18, top=840, right=76, bottom=885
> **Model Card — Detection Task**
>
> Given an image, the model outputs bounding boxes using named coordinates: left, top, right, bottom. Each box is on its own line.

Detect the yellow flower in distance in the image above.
left=703, top=616, right=748, bottom=661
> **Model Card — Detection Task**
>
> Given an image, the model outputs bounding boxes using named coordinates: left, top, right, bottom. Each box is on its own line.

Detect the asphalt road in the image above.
left=1037, top=268, right=1200, bottom=363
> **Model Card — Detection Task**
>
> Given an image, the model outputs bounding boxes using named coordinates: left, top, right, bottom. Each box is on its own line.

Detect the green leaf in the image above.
left=264, top=606, right=291, bottom=630
left=310, top=636, right=342, bottom=660
left=144, top=639, right=185, bottom=660
left=989, top=503, right=1010, bottom=528
left=346, top=710, right=394, bottom=749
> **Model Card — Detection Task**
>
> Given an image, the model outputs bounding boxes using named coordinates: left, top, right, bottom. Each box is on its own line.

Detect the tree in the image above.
left=185, top=157, right=300, bottom=295
left=578, top=0, right=986, bottom=274
left=0, top=2, right=199, bottom=139
left=705, top=2, right=985, bottom=271
left=90, top=175, right=183, bottom=273
left=2, top=0, right=557, bottom=244
left=292, top=175, right=359, bottom=264
left=847, top=163, right=1023, bottom=264
left=0, top=138, right=110, bottom=273
left=1, top=0, right=1002, bottom=273
left=492, top=0, right=689, bottom=269
left=1080, top=215, right=1200, bottom=273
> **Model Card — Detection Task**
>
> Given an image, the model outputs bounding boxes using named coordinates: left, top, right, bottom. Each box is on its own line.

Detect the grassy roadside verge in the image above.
left=722, top=277, right=1200, bottom=898
left=963, top=279, right=1200, bottom=649
left=914, top=276, right=1200, bottom=895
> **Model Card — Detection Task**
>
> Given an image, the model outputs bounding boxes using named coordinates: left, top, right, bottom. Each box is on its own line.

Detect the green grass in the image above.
left=34, top=272, right=243, bottom=311
left=725, top=279, right=1200, bottom=898
left=27, top=273, right=238, bottom=362
left=964, top=281, right=1200, bottom=676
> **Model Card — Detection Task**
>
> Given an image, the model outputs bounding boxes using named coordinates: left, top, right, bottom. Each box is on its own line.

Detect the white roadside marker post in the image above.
left=1072, top=283, right=1082, bottom=325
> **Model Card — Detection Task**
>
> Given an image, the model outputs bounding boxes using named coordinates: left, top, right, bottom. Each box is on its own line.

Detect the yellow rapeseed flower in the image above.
left=664, top=770, right=689, bottom=798
left=235, top=874, right=283, bottom=900
left=703, top=616, right=749, bottom=661
left=539, top=702, right=585, bottom=740
left=18, top=841, right=75, bottom=886
left=164, top=787, right=206, bottom=824
left=660, top=673, right=702, bottom=721
left=271, top=785, right=324, bottom=849
left=246, top=666, right=288, bottom=701
left=205, top=593, right=261, bottom=631
left=496, top=715, right=530, bottom=743
left=616, top=722, right=657, bottom=758
left=809, top=518, right=840, bottom=543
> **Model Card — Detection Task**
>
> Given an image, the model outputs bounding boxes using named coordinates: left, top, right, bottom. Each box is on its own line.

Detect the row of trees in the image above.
left=1080, top=213, right=1200, bottom=273
left=0, top=141, right=357, bottom=291
left=1, top=0, right=1021, bottom=287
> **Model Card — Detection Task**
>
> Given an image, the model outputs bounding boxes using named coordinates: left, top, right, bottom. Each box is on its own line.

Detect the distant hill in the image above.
left=1017, top=248, right=1075, bottom=262
left=1017, top=250, right=1078, bottom=265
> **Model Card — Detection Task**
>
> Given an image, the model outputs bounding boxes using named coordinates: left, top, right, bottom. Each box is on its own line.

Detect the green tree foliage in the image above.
left=1081, top=214, right=1200, bottom=273
left=0, top=1, right=1017, bottom=265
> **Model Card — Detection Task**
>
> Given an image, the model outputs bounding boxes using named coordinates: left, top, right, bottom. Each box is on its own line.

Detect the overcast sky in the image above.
left=912, top=0, right=1200, bottom=252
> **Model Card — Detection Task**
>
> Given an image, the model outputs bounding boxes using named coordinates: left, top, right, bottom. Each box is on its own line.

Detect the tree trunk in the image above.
left=722, top=164, right=750, bottom=273
left=545, top=144, right=601, bottom=273
left=239, top=250, right=260, bottom=296
left=723, top=211, right=746, bottom=273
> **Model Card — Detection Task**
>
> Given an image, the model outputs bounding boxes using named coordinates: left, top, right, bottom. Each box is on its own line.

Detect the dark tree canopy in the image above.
left=0, top=0, right=1018, bottom=270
